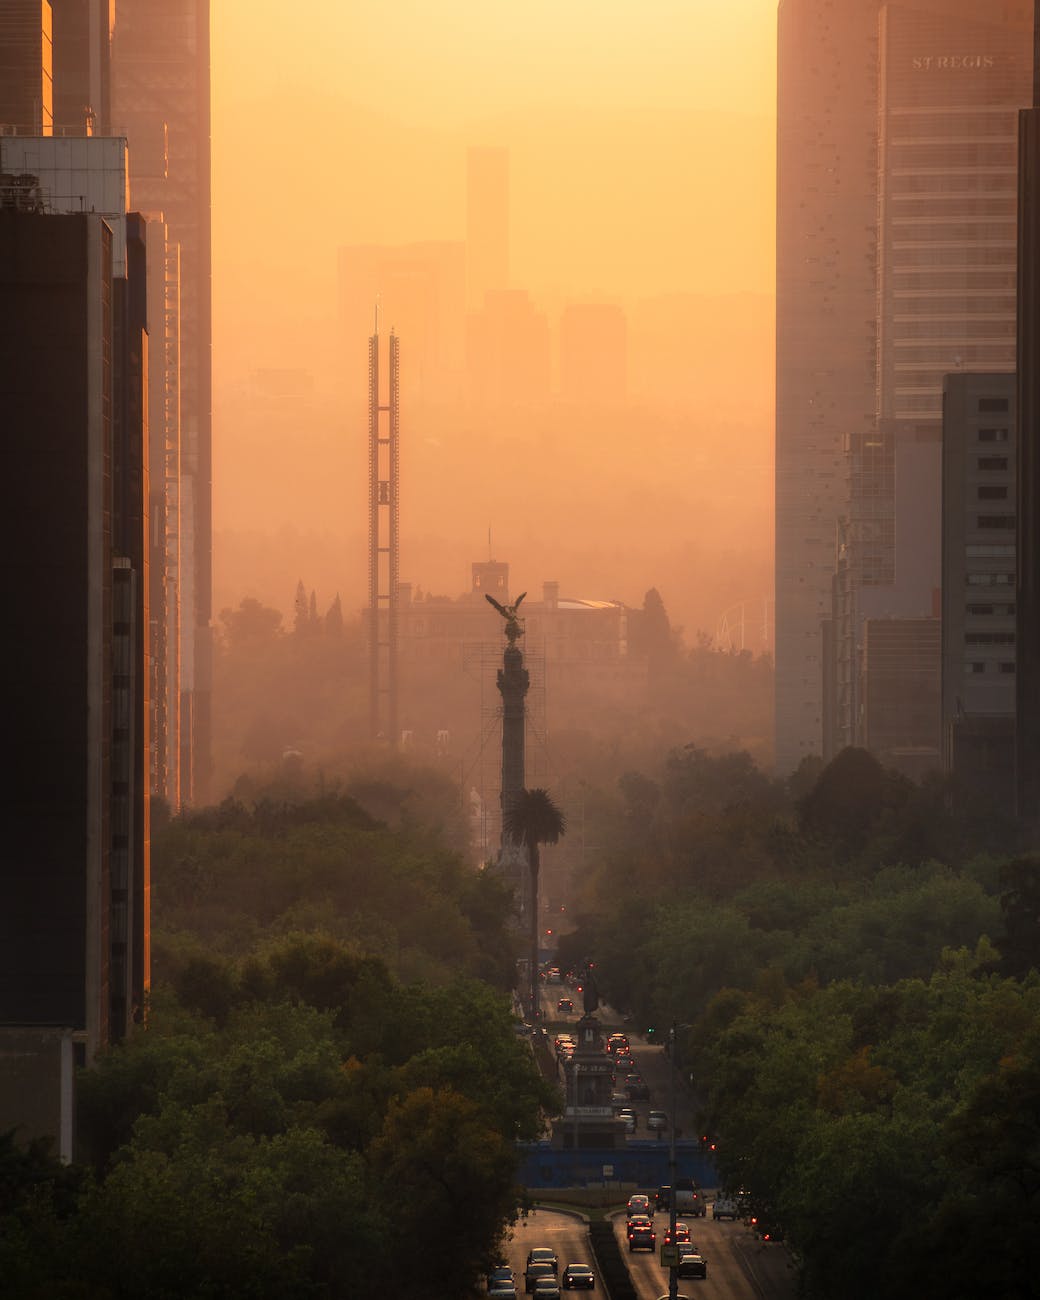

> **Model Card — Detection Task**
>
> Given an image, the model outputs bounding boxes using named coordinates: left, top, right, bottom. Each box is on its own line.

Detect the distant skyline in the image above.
left=208, top=2, right=778, bottom=642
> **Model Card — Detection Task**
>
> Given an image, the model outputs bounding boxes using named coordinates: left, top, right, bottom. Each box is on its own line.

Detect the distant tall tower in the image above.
left=1016, top=2, right=1040, bottom=817
left=368, top=326, right=401, bottom=745
left=466, top=146, right=509, bottom=310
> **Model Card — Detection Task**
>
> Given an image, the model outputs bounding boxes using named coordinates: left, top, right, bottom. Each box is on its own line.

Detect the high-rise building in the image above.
left=0, top=199, right=151, bottom=1149
left=942, top=372, right=1016, bottom=807
left=0, top=16, right=153, bottom=1155
left=775, top=0, right=883, bottom=773
left=776, top=0, right=1033, bottom=772
left=111, top=0, right=211, bottom=806
left=860, top=616, right=942, bottom=776
left=50, top=0, right=111, bottom=133
left=1016, top=5, right=1040, bottom=819
left=0, top=0, right=53, bottom=134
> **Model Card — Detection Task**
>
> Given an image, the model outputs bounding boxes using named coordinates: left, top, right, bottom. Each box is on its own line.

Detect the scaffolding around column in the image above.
left=368, top=327, right=400, bottom=745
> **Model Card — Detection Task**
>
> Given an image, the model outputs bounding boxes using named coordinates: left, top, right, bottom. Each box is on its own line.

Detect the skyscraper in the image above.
left=1015, top=2, right=1040, bottom=818
left=0, top=0, right=53, bottom=133
left=942, top=372, right=1017, bottom=808
left=776, top=0, right=1033, bottom=772
left=111, top=0, right=212, bottom=805
left=0, top=196, right=150, bottom=1095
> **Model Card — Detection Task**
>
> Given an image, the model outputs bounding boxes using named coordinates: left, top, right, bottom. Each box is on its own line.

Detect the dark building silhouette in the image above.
left=0, top=201, right=151, bottom=1156
left=1016, top=4, right=1040, bottom=818
left=942, top=373, right=1017, bottom=808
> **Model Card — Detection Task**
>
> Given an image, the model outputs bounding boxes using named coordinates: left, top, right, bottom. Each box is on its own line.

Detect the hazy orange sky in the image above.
left=210, top=1, right=778, bottom=645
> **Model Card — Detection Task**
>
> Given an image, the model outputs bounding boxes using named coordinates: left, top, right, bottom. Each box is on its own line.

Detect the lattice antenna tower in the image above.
left=368, top=317, right=400, bottom=744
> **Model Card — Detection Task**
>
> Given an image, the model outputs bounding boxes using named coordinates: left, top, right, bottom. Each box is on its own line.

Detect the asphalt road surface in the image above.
left=613, top=1207, right=798, bottom=1300
left=532, top=984, right=798, bottom=1300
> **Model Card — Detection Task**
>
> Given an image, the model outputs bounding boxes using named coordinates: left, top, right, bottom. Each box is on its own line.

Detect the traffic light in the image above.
left=646, top=1026, right=656, bottom=1041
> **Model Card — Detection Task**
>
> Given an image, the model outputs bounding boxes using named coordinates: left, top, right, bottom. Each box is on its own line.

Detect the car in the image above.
left=524, top=1263, right=557, bottom=1293
left=627, top=1215, right=654, bottom=1239
left=561, top=1262, right=595, bottom=1290
left=626, top=1193, right=653, bottom=1218
left=656, top=1183, right=704, bottom=1216
left=624, top=1075, right=650, bottom=1100
left=712, top=1197, right=739, bottom=1220
left=629, top=1222, right=656, bottom=1252
left=532, top=1280, right=562, bottom=1300
left=526, top=1247, right=559, bottom=1273
left=663, top=1222, right=691, bottom=1246
left=488, top=1266, right=515, bottom=1290
left=556, top=997, right=574, bottom=1013
left=610, top=1091, right=630, bottom=1114
left=489, top=1286, right=518, bottom=1299
left=618, top=1110, right=636, bottom=1134
left=676, top=1252, right=708, bottom=1280
left=606, top=1034, right=629, bottom=1054
left=647, top=1109, right=668, bottom=1132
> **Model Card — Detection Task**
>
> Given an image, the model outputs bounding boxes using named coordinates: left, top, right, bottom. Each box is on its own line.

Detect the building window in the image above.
left=967, top=544, right=1015, bottom=557
left=978, top=428, right=1009, bottom=442
left=967, top=572, right=1013, bottom=585
left=977, top=515, right=1016, bottom=529
left=967, top=604, right=994, bottom=615
left=999, top=662, right=1016, bottom=674
left=978, top=397, right=1009, bottom=413
left=977, top=486, right=1008, bottom=500
left=967, top=661, right=985, bottom=674
left=965, top=632, right=1016, bottom=645
left=977, top=456, right=1008, bottom=470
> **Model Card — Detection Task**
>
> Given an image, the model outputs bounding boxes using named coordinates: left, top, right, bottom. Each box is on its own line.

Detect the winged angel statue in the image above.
left=485, top=591, right=527, bottom=643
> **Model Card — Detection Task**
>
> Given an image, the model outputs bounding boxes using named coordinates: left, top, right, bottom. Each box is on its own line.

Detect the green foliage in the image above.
left=62, top=934, right=549, bottom=1298
left=151, top=789, right=512, bottom=988
left=559, top=738, right=1035, bottom=1297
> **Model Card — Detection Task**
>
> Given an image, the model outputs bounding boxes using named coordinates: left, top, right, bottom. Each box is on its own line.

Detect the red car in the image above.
left=662, top=1222, right=691, bottom=1246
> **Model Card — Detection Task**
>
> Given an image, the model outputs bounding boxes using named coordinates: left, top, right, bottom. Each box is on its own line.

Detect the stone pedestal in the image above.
left=551, top=1014, right=625, bottom=1149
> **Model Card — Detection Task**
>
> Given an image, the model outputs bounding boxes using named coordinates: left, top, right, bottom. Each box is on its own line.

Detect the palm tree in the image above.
left=503, top=787, right=566, bottom=1021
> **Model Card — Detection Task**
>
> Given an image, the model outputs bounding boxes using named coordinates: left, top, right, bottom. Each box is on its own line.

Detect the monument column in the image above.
left=488, top=592, right=532, bottom=996
left=498, top=640, right=529, bottom=836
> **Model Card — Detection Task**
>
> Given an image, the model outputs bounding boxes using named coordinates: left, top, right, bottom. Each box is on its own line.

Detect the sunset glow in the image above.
left=210, top=0, right=778, bottom=643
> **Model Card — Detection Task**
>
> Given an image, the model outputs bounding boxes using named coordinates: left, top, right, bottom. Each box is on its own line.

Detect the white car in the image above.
left=712, top=1197, right=739, bottom=1220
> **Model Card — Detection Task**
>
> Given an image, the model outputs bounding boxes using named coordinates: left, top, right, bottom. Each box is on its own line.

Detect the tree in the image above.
left=293, top=579, right=309, bottom=636
left=502, top=788, right=566, bottom=1019
left=797, top=746, right=911, bottom=857
left=218, top=596, right=283, bottom=649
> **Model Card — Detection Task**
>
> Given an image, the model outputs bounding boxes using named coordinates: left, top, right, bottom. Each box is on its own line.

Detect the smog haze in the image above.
left=211, top=0, right=777, bottom=644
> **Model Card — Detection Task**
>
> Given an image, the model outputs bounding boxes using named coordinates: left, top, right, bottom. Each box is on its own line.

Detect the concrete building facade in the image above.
left=776, top=0, right=1033, bottom=772
left=942, top=372, right=1017, bottom=806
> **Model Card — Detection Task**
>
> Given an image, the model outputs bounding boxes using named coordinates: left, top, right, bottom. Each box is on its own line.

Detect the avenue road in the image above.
left=524, top=981, right=798, bottom=1300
